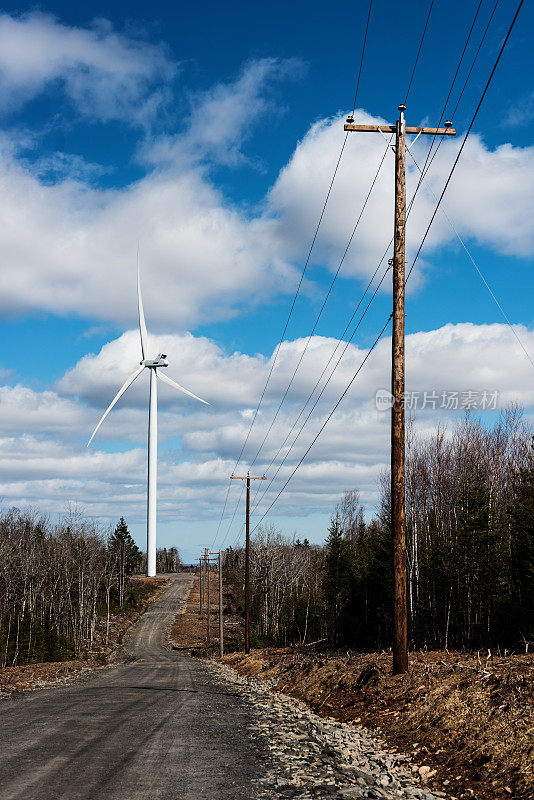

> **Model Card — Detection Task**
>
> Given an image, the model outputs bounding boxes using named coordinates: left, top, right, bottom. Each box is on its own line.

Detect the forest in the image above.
left=226, top=408, right=534, bottom=652
left=0, top=509, right=180, bottom=667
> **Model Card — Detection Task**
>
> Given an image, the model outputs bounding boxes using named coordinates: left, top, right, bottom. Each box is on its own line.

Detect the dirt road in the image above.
left=0, top=575, right=264, bottom=799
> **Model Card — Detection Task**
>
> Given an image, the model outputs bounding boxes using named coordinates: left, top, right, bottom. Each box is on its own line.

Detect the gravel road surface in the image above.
left=0, top=575, right=264, bottom=799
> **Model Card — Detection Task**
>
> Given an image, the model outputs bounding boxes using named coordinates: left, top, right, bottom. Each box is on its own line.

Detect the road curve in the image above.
left=0, top=575, right=264, bottom=799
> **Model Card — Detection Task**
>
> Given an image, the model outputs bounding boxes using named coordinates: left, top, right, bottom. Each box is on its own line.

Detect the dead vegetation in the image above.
left=0, top=575, right=172, bottom=696
left=222, top=648, right=534, bottom=800
left=170, top=572, right=245, bottom=655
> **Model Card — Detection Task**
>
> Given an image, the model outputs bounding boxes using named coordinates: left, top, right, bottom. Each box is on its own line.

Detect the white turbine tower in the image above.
left=87, top=261, right=208, bottom=577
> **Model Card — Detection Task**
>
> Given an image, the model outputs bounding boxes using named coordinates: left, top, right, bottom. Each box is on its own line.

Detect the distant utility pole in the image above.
left=218, top=550, right=224, bottom=657
left=199, top=556, right=203, bottom=615
left=210, top=551, right=223, bottom=657
left=230, top=472, right=266, bottom=653
left=344, top=106, right=456, bottom=674
left=206, top=550, right=211, bottom=643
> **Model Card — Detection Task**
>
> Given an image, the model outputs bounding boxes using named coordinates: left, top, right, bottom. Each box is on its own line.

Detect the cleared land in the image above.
left=0, top=575, right=265, bottom=799
left=171, top=577, right=534, bottom=800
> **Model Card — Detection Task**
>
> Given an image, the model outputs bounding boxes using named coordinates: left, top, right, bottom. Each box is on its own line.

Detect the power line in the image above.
left=248, top=136, right=394, bottom=471
left=251, top=315, right=393, bottom=532
left=249, top=0, right=524, bottom=530
left=231, top=0, right=376, bottom=475
left=404, top=0, right=435, bottom=105
left=213, top=0, right=376, bottom=549
left=251, top=262, right=391, bottom=516
left=406, top=0, right=525, bottom=286
left=406, top=0, right=485, bottom=224
left=233, top=132, right=350, bottom=469
left=449, top=0, right=501, bottom=122
left=407, top=148, right=534, bottom=372
left=351, top=0, right=373, bottom=114
left=248, top=2, right=485, bottom=503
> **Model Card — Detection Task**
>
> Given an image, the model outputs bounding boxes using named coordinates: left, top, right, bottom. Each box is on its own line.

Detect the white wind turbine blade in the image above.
left=137, top=251, right=148, bottom=360
left=87, top=365, right=145, bottom=446
left=156, top=369, right=209, bottom=405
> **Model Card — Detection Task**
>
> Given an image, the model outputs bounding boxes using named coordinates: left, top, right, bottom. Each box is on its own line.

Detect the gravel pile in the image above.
left=205, top=660, right=448, bottom=800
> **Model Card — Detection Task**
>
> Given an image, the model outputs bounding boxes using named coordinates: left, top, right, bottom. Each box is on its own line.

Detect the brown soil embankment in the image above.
left=221, top=648, right=533, bottom=800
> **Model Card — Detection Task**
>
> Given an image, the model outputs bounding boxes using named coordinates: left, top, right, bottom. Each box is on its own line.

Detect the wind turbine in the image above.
left=87, top=260, right=209, bottom=577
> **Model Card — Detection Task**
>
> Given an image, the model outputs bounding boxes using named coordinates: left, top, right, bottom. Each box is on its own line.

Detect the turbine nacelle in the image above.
left=142, top=353, right=168, bottom=368
left=87, top=265, right=208, bottom=449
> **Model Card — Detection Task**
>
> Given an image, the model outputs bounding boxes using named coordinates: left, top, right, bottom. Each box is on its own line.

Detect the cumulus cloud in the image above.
left=0, top=105, right=531, bottom=330
left=145, top=57, right=305, bottom=167
left=0, top=12, right=175, bottom=124
left=267, top=111, right=534, bottom=275
left=1, top=322, right=531, bottom=531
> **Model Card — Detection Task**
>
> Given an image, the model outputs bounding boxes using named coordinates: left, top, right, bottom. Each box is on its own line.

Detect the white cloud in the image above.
left=145, top=57, right=305, bottom=167
left=0, top=322, right=531, bottom=531
left=0, top=53, right=531, bottom=331
left=266, top=111, right=534, bottom=276
left=0, top=12, right=175, bottom=124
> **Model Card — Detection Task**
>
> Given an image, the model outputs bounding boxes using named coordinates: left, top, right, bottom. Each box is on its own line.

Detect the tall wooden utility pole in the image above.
left=218, top=551, right=224, bottom=657
left=230, top=473, right=266, bottom=653
left=206, top=550, right=211, bottom=643
left=344, top=105, right=456, bottom=674
left=199, top=556, right=203, bottom=615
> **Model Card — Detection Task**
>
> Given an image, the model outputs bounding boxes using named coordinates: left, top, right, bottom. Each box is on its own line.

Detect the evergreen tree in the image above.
left=323, top=514, right=355, bottom=646
left=509, top=446, right=534, bottom=642
left=108, top=517, right=141, bottom=606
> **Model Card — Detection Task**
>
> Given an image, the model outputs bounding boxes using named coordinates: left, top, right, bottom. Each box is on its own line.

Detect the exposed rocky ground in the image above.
left=222, top=649, right=533, bottom=800
left=205, top=659, right=448, bottom=800
left=171, top=576, right=532, bottom=800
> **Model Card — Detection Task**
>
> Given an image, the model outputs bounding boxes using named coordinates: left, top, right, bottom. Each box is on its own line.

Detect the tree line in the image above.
left=226, top=409, right=534, bottom=652
left=0, top=509, right=168, bottom=667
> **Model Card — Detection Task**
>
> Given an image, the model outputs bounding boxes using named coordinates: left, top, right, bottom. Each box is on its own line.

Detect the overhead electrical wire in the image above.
left=251, top=315, right=393, bottom=532
left=406, top=0, right=524, bottom=288
left=211, top=0, right=375, bottom=548
left=404, top=0, right=435, bottom=105
left=246, top=0, right=480, bottom=492
left=406, top=0, right=484, bottom=223
left=250, top=0, right=525, bottom=532
left=248, top=137, right=393, bottom=471
left=232, top=0, right=375, bottom=472
left=407, top=148, right=534, bottom=371
left=250, top=262, right=392, bottom=517
left=351, top=0, right=373, bottom=115
left=248, top=0, right=490, bottom=512
left=248, top=0, right=502, bottom=522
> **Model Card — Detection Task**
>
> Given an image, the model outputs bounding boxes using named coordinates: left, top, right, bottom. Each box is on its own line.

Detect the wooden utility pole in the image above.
left=218, top=550, right=224, bottom=657
left=345, top=106, right=456, bottom=674
left=199, top=556, right=203, bottom=615
left=230, top=473, right=266, bottom=653
left=206, top=550, right=211, bottom=643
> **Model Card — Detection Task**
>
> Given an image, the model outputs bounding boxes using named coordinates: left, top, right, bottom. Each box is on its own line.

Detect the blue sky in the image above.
left=0, top=0, right=532, bottom=562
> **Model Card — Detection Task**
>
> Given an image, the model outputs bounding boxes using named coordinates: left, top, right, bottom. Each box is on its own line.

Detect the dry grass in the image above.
left=170, top=572, right=244, bottom=654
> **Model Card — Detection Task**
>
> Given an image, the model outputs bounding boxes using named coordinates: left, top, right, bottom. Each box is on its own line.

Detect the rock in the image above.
left=203, top=660, right=449, bottom=800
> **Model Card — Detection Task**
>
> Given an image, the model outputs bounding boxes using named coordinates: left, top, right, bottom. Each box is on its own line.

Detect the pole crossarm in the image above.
left=344, top=123, right=456, bottom=135
left=230, top=476, right=267, bottom=480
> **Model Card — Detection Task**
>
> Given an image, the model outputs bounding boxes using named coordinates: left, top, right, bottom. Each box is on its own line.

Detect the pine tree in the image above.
left=108, top=517, right=141, bottom=606
left=323, top=514, right=354, bottom=646
left=509, top=445, right=534, bottom=644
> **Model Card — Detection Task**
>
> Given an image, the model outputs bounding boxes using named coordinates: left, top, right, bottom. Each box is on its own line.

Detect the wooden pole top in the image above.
left=230, top=475, right=266, bottom=480
left=344, top=123, right=456, bottom=135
